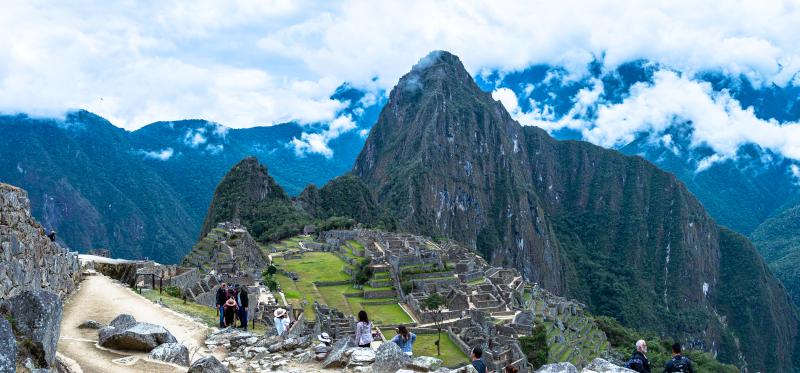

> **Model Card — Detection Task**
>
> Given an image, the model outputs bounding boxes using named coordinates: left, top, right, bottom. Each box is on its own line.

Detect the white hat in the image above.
left=318, top=332, right=331, bottom=343
left=274, top=308, right=287, bottom=318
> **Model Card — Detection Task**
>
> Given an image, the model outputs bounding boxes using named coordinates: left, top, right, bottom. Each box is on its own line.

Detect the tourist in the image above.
left=223, top=295, right=238, bottom=327
left=274, top=308, right=290, bottom=336
left=390, top=325, right=417, bottom=356
left=237, top=285, right=249, bottom=330
left=216, top=282, right=228, bottom=328
left=354, top=310, right=374, bottom=348
left=625, top=339, right=651, bottom=373
left=664, top=343, right=694, bottom=373
left=471, top=346, right=488, bottom=373
left=504, top=365, right=519, bottom=373
left=314, top=332, right=333, bottom=361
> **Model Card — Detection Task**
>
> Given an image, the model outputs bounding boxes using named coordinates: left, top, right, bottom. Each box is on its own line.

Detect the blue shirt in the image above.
left=472, top=359, right=488, bottom=373
left=391, top=333, right=417, bottom=354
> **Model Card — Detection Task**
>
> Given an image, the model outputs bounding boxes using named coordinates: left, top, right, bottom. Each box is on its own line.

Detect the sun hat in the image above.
left=318, top=332, right=331, bottom=343
left=274, top=308, right=287, bottom=318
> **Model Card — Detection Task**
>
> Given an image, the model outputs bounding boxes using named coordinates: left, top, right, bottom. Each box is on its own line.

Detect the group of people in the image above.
left=215, top=282, right=250, bottom=330
left=311, top=310, right=420, bottom=361
left=625, top=340, right=695, bottom=373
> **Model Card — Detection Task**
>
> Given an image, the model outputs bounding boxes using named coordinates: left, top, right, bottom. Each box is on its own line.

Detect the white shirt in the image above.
left=274, top=316, right=289, bottom=335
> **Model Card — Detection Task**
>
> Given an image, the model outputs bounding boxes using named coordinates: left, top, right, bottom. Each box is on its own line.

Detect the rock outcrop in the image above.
left=148, top=342, right=190, bottom=366
left=372, top=342, right=411, bottom=373
left=0, top=317, right=15, bottom=373
left=188, top=356, right=229, bottom=373
left=0, top=290, right=63, bottom=367
left=0, top=183, right=81, bottom=299
left=98, top=314, right=177, bottom=352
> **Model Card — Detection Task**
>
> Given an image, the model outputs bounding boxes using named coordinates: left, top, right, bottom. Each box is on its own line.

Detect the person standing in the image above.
left=237, top=286, right=249, bottom=330
left=471, top=346, right=488, bottom=373
left=390, top=325, right=417, bottom=356
left=354, top=310, right=374, bottom=348
left=273, top=308, right=290, bottom=336
left=664, top=343, right=695, bottom=373
left=215, top=283, right=228, bottom=328
left=223, top=296, right=238, bottom=327
left=625, top=339, right=651, bottom=373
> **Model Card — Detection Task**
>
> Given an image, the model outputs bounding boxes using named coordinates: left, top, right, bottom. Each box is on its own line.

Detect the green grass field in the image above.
left=139, top=289, right=267, bottom=332
left=271, top=252, right=351, bottom=282
left=391, top=333, right=468, bottom=367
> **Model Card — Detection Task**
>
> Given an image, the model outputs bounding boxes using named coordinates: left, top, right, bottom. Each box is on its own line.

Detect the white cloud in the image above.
left=291, top=115, right=356, bottom=157
left=138, top=148, right=174, bottom=161
left=791, top=165, right=800, bottom=183
left=184, top=130, right=207, bottom=148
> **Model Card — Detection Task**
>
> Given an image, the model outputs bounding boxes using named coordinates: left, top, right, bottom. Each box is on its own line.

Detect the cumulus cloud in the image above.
left=291, top=115, right=356, bottom=157
left=184, top=130, right=208, bottom=148
left=138, top=148, right=174, bottom=161
left=792, top=164, right=800, bottom=183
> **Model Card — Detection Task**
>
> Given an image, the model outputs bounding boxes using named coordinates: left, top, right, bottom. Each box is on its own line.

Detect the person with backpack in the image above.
left=470, top=346, right=489, bottom=373
left=390, top=325, right=417, bottom=356
left=237, top=285, right=249, bottom=330
left=664, top=343, right=694, bottom=373
left=624, top=339, right=651, bottom=373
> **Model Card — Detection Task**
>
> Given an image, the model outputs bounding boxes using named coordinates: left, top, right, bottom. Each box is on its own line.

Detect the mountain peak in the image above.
left=395, top=51, right=475, bottom=95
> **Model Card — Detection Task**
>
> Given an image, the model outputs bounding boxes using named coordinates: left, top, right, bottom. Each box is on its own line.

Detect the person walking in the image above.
left=471, top=346, right=488, bottom=373
left=223, top=296, right=238, bottom=327
left=215, top=283, right=228, bottom=328
left=354, top=310, right=374, bottom=348
left=273, top=308, right=290, bottom=336
left=625, top=339, right=651, bottom=373
left=390, top=325, right=417, bottom=356
left=237, top=285, right=249, bottom=330
left=664, top=343, right=695, bottom=373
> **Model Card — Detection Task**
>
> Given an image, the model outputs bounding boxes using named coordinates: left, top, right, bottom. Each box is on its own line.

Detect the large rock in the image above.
left=321, top=338, right=354, bottom=369
left=98, top=314, right=177, bottom=352
left=408, top=356, right=444, bottom=371
left=77, top=320, right=103, bottom=330
left=536, top=362, right=578, bottom=373
left=55, top=352, right=83, bottom=373
left=2, top=290, right=63, bottom=367
left=149, top=343, right=190, bottom=366
left=0, top=317, right=16, bottom=373
left=348, top=347, right=377, bottom=366
left=372, top=341, right=412, bottom=373
left=188, top=356, right=229, bottom=373
left=582, top=358, right=635, bottom=373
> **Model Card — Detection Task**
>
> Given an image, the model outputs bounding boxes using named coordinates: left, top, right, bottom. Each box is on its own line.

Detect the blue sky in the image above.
left=2, top=0, right=800, bottom=165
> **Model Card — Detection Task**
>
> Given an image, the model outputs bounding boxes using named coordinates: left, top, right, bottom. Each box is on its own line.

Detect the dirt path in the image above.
left=58, top=274, right=214, bottom=373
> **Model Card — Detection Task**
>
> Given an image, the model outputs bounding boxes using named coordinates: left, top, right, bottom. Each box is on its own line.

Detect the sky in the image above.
left=2, top=0, right=800, bottom=162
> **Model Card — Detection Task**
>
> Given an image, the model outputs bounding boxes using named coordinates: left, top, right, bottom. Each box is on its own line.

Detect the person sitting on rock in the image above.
left=314, top=332, right=333, bottom=361
left=273, top=308, right=290, bottom=336
left=354, top=310, right=373, bottom=348
left=390, top=324, right=416, bottom=356
left=223, top=295, right=238, bottom=327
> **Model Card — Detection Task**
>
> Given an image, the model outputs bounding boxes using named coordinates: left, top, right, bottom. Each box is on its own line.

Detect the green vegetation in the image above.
left=163, top=286, right=183, bottom=298
left=422, top=293, right=446, bottom=356
left=271, top=252, right=351, bottom=282
left=140, top=289, right=267, bottom=332
left=751, top=202, right=800, bottom=305
left=354, top=258, right=373, bottom=285
left=519, top=324, right=548, bottom=370
left=412, top=334, right=468, bottom=367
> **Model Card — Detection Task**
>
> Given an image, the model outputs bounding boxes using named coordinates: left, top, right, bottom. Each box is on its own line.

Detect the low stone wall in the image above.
left=314, top=280, right=352, bottom=286
left=166, top=268, right=200, bottom=290
left=363, top=289, right=397, bottom=299
left=0, top=183, right=81, bottom=300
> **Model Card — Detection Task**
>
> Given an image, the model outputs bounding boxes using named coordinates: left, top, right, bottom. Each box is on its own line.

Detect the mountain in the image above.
left=0, top=85, right=384, bottom=262
left=752, top=199, right=800, bottom=304
left=354, top=51, right=800, bottom=372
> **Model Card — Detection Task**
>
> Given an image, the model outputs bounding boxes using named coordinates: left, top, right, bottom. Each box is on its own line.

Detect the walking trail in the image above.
left=57, top=274, right=217, bottom=373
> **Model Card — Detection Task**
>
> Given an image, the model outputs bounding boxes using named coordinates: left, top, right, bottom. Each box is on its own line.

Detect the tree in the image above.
left=422, top=293, right=446, bottom=356
left=518, top=324, right=548, bottom=369
left=262, top=264, right=279, bottom=292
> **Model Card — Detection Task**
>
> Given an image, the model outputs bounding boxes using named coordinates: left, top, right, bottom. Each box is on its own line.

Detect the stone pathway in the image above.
left=57, top=274, right=217, bottom=373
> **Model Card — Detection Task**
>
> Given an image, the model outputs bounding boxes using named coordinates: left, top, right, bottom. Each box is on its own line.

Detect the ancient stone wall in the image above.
left=0, top=183, right=81, bottom=300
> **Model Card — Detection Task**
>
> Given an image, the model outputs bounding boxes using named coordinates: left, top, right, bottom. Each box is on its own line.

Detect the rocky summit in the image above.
left=353, top=51, right=800, bottom=372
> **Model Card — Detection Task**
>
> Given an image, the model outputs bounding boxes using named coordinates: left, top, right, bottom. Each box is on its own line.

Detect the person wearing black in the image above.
left=471, top=346, right=488, bottom=373
left=625, top=339, right=651, bottom=373
left=664, top=343, right=694, bottom=373
left=215, top=282, right=228, bottom=328
left=237, top=285, right=249, bottom=329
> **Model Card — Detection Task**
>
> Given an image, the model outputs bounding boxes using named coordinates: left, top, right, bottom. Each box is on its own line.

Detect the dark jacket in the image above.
left=628, top=350, right=651, bottom=373
left=238, top=289, right=249, bottom=308
left=664, top=355, right=694, bottom=373
left=215, top=287, right=226, bottom=306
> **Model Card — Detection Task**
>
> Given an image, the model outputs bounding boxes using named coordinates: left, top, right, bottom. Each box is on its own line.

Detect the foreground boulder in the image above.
left=98, top=314, right=177, bottom=352
left=321, top=338, right=354, bottom=369
left=55, top=352, right=83, bottom=373
left=372, top=341, right=412, bottom=373
left=77, top=320, right=103, bottom=330
left=149, top=343, right=190, bottom=366
left=0, top=318, right=16, bottom=372
left=408, top=356, right=444, bottom=371
left=347, top=347, right=376, bottom=366
left=536, top=362, right=578, bottom=373
left=1, top=290, right=63, bottom=367
left=188, top=355, right=229, bottom=373
left=583, top=358, right=636, bottom=373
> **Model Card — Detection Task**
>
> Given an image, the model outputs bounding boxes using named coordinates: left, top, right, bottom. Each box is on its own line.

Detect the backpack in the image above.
left=624, top=357, right=644, bottom=371
left=668, top=356, right=691, bottom=373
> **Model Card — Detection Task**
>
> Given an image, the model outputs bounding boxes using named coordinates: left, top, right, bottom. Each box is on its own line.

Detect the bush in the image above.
left=354, top=259, right=373, bottom=285
left=519, top=324, right=548, bottom=369
left=164, top=286, right=183, bottom=298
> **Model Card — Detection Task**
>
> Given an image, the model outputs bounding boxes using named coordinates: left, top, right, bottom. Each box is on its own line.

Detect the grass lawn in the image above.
left=347, top=240, right=364, bottom=251
left=317, top=284, right=361, bottom=312
left=276, top=273, right=318, bottom=317
left=409, top=333, right=468, bottom=367
left=272, top=252, right=350, bottom=282
left=467, top=277, right=486, bottom=285
left=139, top=289, right=267, bottom=332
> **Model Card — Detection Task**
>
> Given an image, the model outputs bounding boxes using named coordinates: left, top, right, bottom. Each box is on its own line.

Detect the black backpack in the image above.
left=668, top=356, right=691, bottom=373
left=624, top=357, right=644, bottom=371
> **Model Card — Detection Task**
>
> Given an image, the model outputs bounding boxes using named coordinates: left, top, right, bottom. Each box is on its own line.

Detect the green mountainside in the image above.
left=752, top=201, right=800, bottom=305
left=352, top=51, right=800, bottom=372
